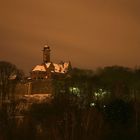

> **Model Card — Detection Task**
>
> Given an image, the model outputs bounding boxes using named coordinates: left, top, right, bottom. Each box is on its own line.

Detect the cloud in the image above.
left=0, top=0, right=140, bottom=74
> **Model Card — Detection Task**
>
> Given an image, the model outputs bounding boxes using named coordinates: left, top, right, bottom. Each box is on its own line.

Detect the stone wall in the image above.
left=31, top=79, right=53, bottom=94
left=14, top=79, right=54, bottom=98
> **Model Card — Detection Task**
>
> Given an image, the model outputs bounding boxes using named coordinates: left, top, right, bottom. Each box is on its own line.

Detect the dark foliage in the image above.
left=103, top=99, right=134, bottom=124
left=1, top=64, right=140, bottom=139
left=0, top=61, right=24, bottom=100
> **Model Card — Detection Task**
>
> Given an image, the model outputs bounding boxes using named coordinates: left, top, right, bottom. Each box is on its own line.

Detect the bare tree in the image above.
left=0, top=61, right=24, bottom=103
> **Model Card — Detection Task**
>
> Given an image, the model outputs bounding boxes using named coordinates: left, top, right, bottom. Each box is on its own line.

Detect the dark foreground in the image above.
left=0, top=96, right=140, bottom=140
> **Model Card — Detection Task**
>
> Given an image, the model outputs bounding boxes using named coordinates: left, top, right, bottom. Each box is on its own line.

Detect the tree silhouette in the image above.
left=0, top=61, right=24, bottom=103
left=96, top=66, right=133, bottom=98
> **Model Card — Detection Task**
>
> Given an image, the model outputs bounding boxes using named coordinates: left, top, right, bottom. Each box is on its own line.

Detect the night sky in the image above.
left=0, top=0, right=140, bottom=74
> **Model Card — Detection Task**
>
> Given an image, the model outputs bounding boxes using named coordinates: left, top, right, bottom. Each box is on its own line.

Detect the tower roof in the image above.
left=43, top=44, right=50, bottom=50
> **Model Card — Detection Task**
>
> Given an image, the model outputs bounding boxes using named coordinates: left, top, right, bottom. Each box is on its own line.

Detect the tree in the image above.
left=0, top=61, right=24, bottom=103
left=96, top=66, right=133, bottom=98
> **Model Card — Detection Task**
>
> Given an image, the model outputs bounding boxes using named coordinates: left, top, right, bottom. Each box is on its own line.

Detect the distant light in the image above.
left=103, top=105, right=106, bottom=108
left=99, top=89, right=103, bottom=92
left=94, top=89, right=108, bottom=98
left=95, top=92, right=98, bottom=96
left=90, top=102, right=95, bottom=107
left=69, top=87, right=80, bottom=96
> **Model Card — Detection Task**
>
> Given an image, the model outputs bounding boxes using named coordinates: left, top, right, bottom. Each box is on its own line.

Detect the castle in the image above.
left=15, top=45, right=72, bottom=98
left=30, top=45, right=71, bottom=80
left=24, top=45, right=72, bottom=95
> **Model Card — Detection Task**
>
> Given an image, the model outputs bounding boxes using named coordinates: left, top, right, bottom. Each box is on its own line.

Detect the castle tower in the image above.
left=43, top=45, right=51, bottom=63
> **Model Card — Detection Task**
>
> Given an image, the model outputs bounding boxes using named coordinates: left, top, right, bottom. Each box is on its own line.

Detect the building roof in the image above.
left=32, top=62, right=70, bottom=73
left=32, top=65, right=46, bottom=72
